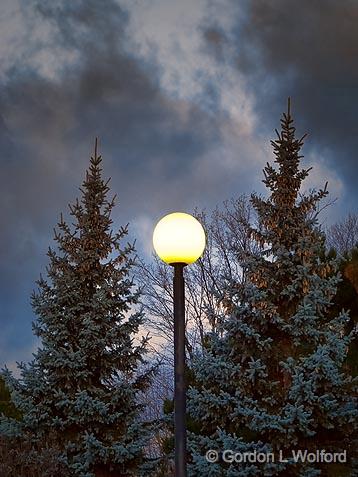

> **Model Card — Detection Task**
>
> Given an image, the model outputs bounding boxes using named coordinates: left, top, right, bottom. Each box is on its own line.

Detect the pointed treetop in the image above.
left=94, top=137, right=98, bottom=160
left=89, top=137, right=101, bottom=171
left=86, top=137, right=103, bottom=184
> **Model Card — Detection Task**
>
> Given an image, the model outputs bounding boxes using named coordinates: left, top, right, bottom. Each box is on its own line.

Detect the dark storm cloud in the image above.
left=202, top=26, right=228, bottom=61
left=0, top=0, right=225, bottom=367
left=205, top=0, right=358, bottom=209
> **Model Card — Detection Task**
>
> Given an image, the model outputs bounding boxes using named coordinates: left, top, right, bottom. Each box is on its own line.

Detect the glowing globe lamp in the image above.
left=153, top=212, right=206, bottom=265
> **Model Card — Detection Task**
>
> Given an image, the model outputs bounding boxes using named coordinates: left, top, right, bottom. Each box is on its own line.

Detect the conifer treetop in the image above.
left=251, top=99, right=328, bottom=251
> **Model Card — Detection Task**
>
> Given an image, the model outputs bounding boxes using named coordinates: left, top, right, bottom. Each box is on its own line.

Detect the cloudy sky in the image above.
left=1, top=0, right=357, bottom=371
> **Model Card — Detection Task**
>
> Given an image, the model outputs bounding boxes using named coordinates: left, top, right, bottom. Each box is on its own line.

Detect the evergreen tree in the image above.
left=329, top=246, right=358, bottom=377
left=0, top=376, right=21, bottom=420
left=188, top=102, right=357, bottom=476
left=0, top=141, right=155, bottom=477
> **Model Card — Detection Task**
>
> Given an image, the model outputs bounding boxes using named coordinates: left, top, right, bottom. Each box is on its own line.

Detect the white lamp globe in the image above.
left=153, top=212, right=206, bottom=265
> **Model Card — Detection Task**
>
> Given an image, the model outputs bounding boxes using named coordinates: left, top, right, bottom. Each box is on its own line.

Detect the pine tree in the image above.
left=0, top=141, right=155, bottom=477
left=188, top=102, right=357, bottom=476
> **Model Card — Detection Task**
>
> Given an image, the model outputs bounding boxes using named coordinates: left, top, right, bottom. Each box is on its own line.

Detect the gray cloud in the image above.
left=204, top=0, right=358, bottom=210
left=202, top=26, right=229, bottom=61
left=2, top=0, right=356, bottom=369
left=0, top=0, right=230, bottom=366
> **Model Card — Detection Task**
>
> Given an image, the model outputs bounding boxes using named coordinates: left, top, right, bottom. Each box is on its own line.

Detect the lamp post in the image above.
left=153, top=212, right=206, bottom=477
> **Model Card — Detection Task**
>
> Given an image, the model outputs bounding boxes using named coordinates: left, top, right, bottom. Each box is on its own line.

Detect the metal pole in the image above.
left=173, top=262, right=187, bottom=477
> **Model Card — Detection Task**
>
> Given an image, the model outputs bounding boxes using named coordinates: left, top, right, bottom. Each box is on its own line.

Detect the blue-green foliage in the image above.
left=188, top=104, right=358, bottom=476
left=0, top=144, right=155, bottom=476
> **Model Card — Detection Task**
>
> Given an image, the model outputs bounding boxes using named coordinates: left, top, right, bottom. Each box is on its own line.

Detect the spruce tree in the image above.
left=0, top=141, right=154, bottom=477
left=188, top=102, right=357, bottom=476
left=0, top=376, right=21, bottom=420
left=330, top=246, right=358, bottom=377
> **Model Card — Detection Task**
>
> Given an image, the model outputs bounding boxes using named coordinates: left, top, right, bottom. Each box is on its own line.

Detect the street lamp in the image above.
left=153, top=212, right=206, bottom=477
